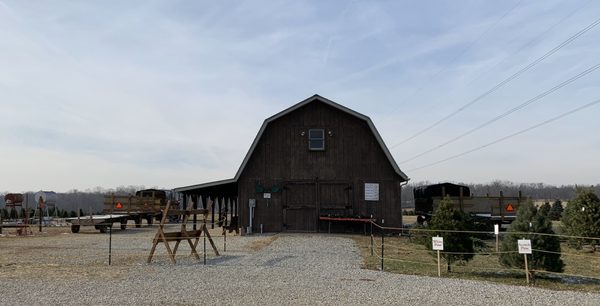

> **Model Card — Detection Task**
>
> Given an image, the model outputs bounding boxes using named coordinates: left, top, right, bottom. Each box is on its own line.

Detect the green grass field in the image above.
left=354, top=234, right=600, bottom=292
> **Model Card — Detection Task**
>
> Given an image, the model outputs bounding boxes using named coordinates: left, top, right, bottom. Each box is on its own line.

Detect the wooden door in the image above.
left=283, top=182, right=317, bottom=232
left=319, top=182, right=351, bottom=217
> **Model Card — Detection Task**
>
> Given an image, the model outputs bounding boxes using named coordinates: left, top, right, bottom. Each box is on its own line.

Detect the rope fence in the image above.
left=368, top=220, right=600, bottom=286
left=371, top=221, right=600, bottom=241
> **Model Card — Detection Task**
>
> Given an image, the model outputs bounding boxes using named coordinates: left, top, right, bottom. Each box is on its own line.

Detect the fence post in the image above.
left=370, top=221, right=374, bottom=256
left=524, top=253, right=530, bottom=284
left=203, top=231, right=207, bottom=265
left=381, top=228, right=384, bottom=271
left=108, top=224, right=112, bottom=266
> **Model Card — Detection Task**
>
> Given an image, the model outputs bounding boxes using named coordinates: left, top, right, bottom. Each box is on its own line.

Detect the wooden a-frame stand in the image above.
left=147, top=200, right=220, bottom=264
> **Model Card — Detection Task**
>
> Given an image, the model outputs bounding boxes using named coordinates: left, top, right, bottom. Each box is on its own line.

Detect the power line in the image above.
left=407, top=98, right=600, bottom=172
left=385, top=0, right=524, bottom=115
left=399, top=62, right=600, bottom=164
left=390, top=15, right=600, bottom=149
left=463, top=0, right=592, bottom=91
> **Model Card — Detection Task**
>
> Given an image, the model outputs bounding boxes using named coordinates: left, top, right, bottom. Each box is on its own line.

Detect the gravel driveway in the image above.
left=1, top=228, right=599, bottom=305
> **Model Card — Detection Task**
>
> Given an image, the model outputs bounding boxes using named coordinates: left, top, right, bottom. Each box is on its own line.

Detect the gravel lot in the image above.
left=1, top=225, right=599, bottom=305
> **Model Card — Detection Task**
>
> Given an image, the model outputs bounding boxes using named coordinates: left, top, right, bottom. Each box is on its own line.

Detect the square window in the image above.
left=308, top=129, right=325, bottom=150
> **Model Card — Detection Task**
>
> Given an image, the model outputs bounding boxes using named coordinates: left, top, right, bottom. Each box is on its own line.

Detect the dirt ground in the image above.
left=0, top=223, right=269, bottom=281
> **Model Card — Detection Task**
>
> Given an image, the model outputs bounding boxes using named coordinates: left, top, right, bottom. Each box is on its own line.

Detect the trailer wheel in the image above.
left=71, top=225, right=80, bottom=233
left=120, top=220, right=127, bottom=230
left=134, top=216, right=142, bottom=228
left=95, top=225, right=108, bottom=233
left=146, top=216, right=153, bottom=226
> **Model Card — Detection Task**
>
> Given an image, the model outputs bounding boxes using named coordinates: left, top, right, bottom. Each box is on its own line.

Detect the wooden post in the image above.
left=370, top=216, right=373, bottom=256
left=1, top=215, right=3, bottom=234
left=381, top=229, right=384, bottom=271
left=218, top=197, right=222, bottom=227
left=211, top=197, right=215, bottom=229
left=38, top=198, right=42, bottom=232
left=437, top=250, right=441, bottom=277
left=500, top=191, right=504, bottom=223
left=224, top=228, right=227, bottom=252
left=226, top=198, right=230, bottom=227
left=109, top=222, right=112, bottom=265
left=193, top=195, right=197, bottom=231
left=524, top=254, right=530, bottom=284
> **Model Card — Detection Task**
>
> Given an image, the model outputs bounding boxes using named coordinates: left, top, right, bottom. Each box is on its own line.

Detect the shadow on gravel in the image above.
left=208, top=255, right=245, bottom=265
left=471, top=271, right=600, bottom=285
left=263, top=255, right=295, bottom=267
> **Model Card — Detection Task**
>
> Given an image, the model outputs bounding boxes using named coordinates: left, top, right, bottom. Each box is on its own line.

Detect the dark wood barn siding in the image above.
left=238, top=100, right=402, bottom=232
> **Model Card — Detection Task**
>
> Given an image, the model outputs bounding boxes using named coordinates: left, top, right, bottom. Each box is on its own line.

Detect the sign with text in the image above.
left=494, top=224, right=499, bottom=235
left=432, top=237, right=444, bottom=251
left=364, top=183, right=379, bottom=201
left=518, top=239, right=532, bottom=254
left=263, top=193, right=271, bottom=199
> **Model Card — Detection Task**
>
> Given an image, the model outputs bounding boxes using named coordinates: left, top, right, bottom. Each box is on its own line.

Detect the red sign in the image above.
left=116, top=202, right=123, bottom=209
left=506, top=203, right=514, bottom=212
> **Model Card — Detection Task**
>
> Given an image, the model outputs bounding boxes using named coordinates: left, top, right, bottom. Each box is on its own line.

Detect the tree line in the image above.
left=0, top=185, right=149, bottom=214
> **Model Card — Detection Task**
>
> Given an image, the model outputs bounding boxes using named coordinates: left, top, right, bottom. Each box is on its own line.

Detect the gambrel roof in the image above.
left=175, top=94, right=408, bottom=192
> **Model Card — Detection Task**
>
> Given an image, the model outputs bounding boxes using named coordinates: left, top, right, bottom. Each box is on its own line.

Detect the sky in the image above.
left=1, top=0, right=599, bottom=193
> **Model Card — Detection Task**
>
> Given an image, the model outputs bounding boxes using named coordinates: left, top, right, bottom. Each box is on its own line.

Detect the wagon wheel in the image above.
left=95, top=225, right=108, bottom=233
left=71, top=225, right=80, bottom=233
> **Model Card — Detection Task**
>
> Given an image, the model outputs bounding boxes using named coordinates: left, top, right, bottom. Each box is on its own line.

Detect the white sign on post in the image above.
left=518, top=239, right=532, bottom=254
left=494, top=224, right=499, bottom=235
left=432, top=237, right=444, bottom=251
left=364, top=183, right=379, bottom=201
left=263, top=193, right=271, bottom=199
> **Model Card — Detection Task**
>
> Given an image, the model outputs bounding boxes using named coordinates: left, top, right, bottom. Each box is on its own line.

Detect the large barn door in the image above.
left=283, top=182, right=317, bottom=232
left=319, top=182, right=351, bottom=217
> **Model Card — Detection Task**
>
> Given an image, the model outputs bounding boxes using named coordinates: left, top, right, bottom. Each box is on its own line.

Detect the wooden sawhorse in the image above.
left=147, top=200, right=220, bottom=264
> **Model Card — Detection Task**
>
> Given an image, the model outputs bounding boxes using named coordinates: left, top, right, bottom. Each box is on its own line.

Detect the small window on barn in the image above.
left=308, top=129, right=325, bottom=151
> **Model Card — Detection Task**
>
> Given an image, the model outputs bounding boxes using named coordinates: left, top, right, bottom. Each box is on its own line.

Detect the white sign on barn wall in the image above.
left=518, top=239, right=532, bottom=254
left=432, top=237, right=444, bottom=251
left=364, top=183, right=379, bottom=201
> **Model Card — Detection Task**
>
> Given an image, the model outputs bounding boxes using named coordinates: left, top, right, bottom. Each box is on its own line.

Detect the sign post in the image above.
left=518, top=239, right=532, bottom=284
left=432, top=236, right=444, bottom=277
left=494, top=224, right=499, bottom=252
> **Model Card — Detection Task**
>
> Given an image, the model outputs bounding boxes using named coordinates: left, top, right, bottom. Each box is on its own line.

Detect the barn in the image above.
left=174, top=95, right=409, bottom=233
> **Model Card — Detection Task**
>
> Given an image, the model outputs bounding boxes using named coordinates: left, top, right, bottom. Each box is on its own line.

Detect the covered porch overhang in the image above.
left=175, top=179, right=238, bottom=206
left=174, top=179, right=240, bottom=229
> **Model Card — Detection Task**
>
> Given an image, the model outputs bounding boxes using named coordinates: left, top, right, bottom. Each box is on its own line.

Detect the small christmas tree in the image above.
left=500, top=201, right=564, bottom=274
left=561, top=188, right=600, bottom=251
left=548, top=199, right=564, bottom=221
left=425, top=196, right=475, bottom=272
left=539, top=202, right=551, bottom=217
